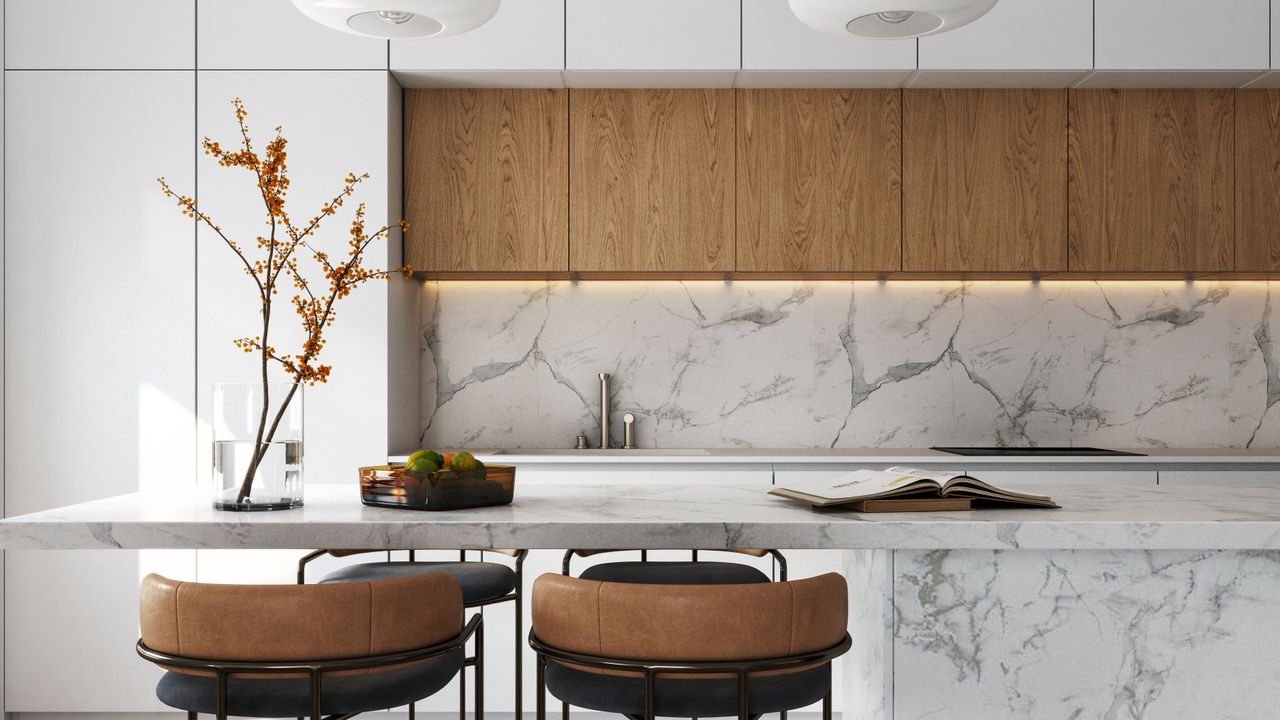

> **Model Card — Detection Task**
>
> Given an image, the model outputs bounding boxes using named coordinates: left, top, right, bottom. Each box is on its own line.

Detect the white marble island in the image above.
left=3, top=481, right=1280, bottom=719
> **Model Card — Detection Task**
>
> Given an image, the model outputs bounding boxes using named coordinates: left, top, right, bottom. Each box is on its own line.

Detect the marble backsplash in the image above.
left=420, top=280, right=1280, bottom=449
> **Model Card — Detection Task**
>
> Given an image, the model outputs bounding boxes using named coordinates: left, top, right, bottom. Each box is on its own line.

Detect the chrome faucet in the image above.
left=598, top=373, right=611, bottom=448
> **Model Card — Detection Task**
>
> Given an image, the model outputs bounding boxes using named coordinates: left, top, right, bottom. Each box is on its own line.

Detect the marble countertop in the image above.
left=4, top=482, right=1280, bottom=551
left=390, top=447, right=1280, bottom=467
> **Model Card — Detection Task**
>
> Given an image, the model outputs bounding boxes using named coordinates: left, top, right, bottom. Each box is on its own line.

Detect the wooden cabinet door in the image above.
left=737, top=89, right=901, bottom=273
left=570, top=89, right=734, bottom=273
left=903, top=89, right=1067, bottom=273
left=1067, top=89, right=1234, bottom=272
left=404, top=89, right=568, bottom=273
left=1236, top=89, right=1280, bottom=272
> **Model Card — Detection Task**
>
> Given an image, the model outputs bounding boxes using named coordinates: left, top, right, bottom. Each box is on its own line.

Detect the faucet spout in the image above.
left=598, top=373, right=611, bottom=449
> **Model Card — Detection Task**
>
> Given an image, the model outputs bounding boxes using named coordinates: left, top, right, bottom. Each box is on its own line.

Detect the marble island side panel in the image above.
left=888, top=549, right=1280, bottom=720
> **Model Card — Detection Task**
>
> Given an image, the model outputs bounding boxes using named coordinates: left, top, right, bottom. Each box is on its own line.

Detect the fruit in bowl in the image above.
left=400, top=449, right=485, bottom=476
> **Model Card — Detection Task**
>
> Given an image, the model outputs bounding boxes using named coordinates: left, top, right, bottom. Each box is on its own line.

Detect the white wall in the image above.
left=2, top=0, right=408, bottom=712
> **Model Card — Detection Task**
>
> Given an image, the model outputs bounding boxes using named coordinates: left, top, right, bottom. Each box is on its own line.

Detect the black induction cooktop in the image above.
left=930, top=446, right=1146, bottom=457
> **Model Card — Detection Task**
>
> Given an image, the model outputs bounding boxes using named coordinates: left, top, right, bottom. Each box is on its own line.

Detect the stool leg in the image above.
left=536, top=657, right=547, bottom=720
left=409, top=702, right=416, bottom=720
left=476, top=618, right=485, bottom=720
left=188, top=713, right=197, bottom=720
left=821, top=692, right=831, bottom=720
left=460, top=654, right=467, bottom=720
left=515, top=593, right=523, bottom=720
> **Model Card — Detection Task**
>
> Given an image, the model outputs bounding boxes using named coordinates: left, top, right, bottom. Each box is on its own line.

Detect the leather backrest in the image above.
left=140, top=572, right=462, bottom=661
left=532, top=572, right=847, bottom=661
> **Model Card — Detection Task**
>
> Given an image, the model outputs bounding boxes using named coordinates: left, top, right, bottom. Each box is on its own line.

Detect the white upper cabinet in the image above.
left=197, top=0, right=386, bottom=70
left=740, top=0, right=915, bottom=86
left=1094, top=0, right=1269, bottom=70
left=566, top=0, right=739, bottom=86
left=915, top=0, right=1090, bottom=86
left=4, top=0, right=193, bottom=69
left=391, top=0, right=564, bottom=87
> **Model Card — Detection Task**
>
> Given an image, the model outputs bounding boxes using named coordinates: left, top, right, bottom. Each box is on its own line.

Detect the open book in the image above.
left=769, top=466, right=1060, bottom=512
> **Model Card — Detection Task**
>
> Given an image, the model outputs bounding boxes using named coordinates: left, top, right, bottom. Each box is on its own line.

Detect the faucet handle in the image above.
left=575, top=433, right=589, bottom=450
left=622, top=413, right=637, bottom=450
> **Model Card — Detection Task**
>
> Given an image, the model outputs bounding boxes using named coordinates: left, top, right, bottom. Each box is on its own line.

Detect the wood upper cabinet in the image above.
left=404, top=89, right=568, bottom=273
left=570, top=89, right=734, bottom=272
left=903, top=89, right=1067, bottom=273
left=1236, top=89, right=1280, bottom=271
left=1067, top=89, right=1234, bottom=272
left=737, top=89, right=901, bottom=273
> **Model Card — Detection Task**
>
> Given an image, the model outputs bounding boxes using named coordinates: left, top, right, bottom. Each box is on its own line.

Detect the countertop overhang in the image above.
left=4, top=483, right=1280, bottom=552
left=391, top=448, right=1280, bottom=468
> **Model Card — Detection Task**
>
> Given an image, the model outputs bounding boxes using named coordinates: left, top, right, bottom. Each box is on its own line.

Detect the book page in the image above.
left=770, top=469, right=941, bottom=506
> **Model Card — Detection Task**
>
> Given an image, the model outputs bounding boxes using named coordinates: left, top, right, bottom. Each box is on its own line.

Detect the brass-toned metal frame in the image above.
left=136, top=614, right=483, bottom=720
left=298, top=549, right=527, bottom=720
left=559, top=548, right=790, bottom=720
left=561, top=549, right=788, bottom=581
left=529, top=631, right=850, bottom=720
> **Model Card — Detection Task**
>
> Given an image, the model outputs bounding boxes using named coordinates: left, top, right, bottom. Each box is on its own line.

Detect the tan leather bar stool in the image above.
left=529, top=572, right=850, bottom=720
left=299, top=548, right=526, bottom=720
left=136, top=572, right=481, bottom=720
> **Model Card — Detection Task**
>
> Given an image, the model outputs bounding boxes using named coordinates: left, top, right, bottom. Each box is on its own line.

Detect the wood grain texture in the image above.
left=569, top=89, right=734, bottom=272
left=1235, top=89, right=1280, bottom=272
left=903, top=89, right=1067, bottom=272
left=737, top=89, right=901, bottom=273
left=404, top=89, right=568, bottom=272
left=1067, top=89, right=1233, bottom=272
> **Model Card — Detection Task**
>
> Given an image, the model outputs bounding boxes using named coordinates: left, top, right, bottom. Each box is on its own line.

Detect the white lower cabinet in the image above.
left=1157, top=469, right=1280, bottom=485
left=969, top=468, right=1158, bottom=487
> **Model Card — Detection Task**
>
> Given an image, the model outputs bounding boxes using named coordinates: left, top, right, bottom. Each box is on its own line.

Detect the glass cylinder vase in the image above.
left=212, top=382, right=304, bottom=511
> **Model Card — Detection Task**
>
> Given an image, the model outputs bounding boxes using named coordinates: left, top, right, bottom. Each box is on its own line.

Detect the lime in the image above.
left=450, top=451, right=478, bottom=471
left=406, top=457, right=440, bottom=474
left=423, top=450, right=444, bottom=467
left=405, top=449, right=431, bottom=467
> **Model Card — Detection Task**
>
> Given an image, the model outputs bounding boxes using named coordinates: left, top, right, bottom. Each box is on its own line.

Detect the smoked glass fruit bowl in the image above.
left=359, top=464, right=516, bottom=511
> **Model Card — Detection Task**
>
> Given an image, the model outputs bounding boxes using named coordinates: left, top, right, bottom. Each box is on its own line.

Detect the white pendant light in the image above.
left=291, top=0, right=500, bottom=39
left=789, top=0, right=997, bottom=39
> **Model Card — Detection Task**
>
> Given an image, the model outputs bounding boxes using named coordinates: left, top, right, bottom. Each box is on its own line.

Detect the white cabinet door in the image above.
left=391, top=0, right=564, bottom=88
left=196, top=71, right=396, bottom=491
left=565, top=0, right=739, bottom=86
left=4, top=0, right=194, bottom=69
left=740, top=0, right=915, bottom=87
left=3, top=70, right=198, bottom=711
left=197, top=0, right=386, bottom=69
left=1158, top=470, right=1280, bottom=486
left=971, top=469, right=1157, bottom=487
left=915, top=0, right=1090, bottom=87
left=1094, top=0, right=1269, bottom=71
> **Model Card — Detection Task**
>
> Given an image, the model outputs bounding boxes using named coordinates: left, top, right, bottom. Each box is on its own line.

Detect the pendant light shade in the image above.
left=291, top=0, right=500, bottom=39
left=789, top=0, right=997, bottom=39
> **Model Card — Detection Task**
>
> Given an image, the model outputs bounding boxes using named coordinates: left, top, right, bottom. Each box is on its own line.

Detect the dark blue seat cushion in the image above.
left=156, top=648, right=463, bottom=717
left=320, top=561, right=516, bottom=604
left=579, top=560, right=771, bottom=585
left=545, top=659, right=830, bottom=717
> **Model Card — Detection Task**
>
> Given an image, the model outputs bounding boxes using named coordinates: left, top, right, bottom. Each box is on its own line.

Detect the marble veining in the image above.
left=420, top=281, right=1280, bottom=450
left=893, top=549, right=1280, bottom=719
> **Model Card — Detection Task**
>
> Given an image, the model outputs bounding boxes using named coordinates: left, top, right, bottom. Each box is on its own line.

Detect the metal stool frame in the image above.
left=298, top=549, right=526, bottom=720
left=530, top=630, right=850, bottom=720
left=137, top=614, right=482, bottom=720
